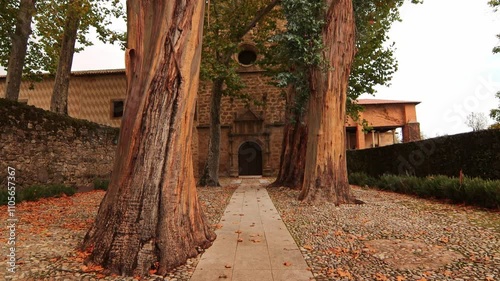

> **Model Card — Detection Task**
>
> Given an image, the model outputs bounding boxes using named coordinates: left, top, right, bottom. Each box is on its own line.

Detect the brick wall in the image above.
left=195, top=71, right=286, bottom=177
left=197, top=72, right=285, bottom=126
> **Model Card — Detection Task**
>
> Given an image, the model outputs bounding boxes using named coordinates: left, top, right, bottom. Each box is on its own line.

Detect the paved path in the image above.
left=190, top=178, right=313, bottom=281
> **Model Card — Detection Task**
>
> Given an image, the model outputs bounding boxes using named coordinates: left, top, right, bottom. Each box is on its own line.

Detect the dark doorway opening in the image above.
left=238, top=141, right=263, bottom=176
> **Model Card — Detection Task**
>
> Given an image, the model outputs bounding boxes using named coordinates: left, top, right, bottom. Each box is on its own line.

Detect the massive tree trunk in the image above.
left=82, top=0, right=213, bottom=277
left=4, top=0, right=36, bottom=101
left=198, top=78, right=223, bottom=186
left=271, top=86, right=308, bottom=189
left=298, top=0, right=356, bottom=204
left=50, top=0, right=81, bottom=114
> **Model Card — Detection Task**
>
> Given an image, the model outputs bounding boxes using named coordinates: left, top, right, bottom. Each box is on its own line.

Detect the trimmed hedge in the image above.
left=347, top=129, right=500, bottom=180
left=349, top=172, right=500, bottom=209
left=0, top=184, right=76, bottom=205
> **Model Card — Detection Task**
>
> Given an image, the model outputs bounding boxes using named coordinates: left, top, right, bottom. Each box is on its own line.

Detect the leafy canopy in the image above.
left=200, top=0, right=281, bottom=101
left=0, top=0, right=125, bottom=80
left=490, top=0, right=500, bottom=53
left=265, top=0, right=422, bottom=121
left=490, top=92, right=500, bottom=123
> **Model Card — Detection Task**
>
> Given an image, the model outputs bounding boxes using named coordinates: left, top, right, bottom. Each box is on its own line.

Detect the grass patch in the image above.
left=0, top=184, right=76, bottom=205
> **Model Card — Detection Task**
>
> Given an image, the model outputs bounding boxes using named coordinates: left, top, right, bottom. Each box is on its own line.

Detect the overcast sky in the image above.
left=362, top=0, right=500, bottom=137
left=4, top=0, right=500, bottom=137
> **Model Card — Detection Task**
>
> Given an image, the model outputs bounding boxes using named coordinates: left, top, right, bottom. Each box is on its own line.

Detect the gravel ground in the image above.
left=2, top=180, right=498, bottom=281
left=267, top=185, right=499, bottom=281
left=0, top=179, right=237, bottom=281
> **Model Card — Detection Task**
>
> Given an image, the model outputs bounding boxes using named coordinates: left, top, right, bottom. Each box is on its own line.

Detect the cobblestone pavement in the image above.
left=268, top=185, right=499, bottom=281
left=1, top=179, right=498, bottom=281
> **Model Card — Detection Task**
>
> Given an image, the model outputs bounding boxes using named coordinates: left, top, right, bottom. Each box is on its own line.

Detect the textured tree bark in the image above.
left=271, top=86, right=308, bottom=189
left=50, top=0, right=81, bottom=114
left=299, top=0, right=356, bottom=204
left=82, top=0, right=214, bottom=277
left=271, top=119, right=307, bottom=189
left=198, top=78, right=223, bottom=186
left=5, top=0, right=36, bottom=101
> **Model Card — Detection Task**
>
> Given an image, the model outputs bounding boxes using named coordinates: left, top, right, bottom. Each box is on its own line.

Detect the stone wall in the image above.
left=0, top=98, right=119, bottom=189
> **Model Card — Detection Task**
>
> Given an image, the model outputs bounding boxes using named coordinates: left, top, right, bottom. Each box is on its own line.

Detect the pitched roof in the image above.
left=356, top=99, right=420, bottom=105
left=71, top=69, right=125, bottom=76
left=0, top=68, right=126, bottom=79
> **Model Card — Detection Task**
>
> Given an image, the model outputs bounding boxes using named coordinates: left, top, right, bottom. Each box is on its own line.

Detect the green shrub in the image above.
left=0, top=184, right=76, bottom=205
left=0, top=190, right=15, bottom=205
left=349, top=172, right=500, bottom=209
left=348, top=172, right=379, bottom=187
left=19, top=184, right=76, bottom=202
left=93, top=178, right=110, bottom=191
left=462, top=178, right=500, bottom=209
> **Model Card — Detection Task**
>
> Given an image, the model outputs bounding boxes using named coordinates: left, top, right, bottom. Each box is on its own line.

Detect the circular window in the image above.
left=237, top=50, right=257, bottom=66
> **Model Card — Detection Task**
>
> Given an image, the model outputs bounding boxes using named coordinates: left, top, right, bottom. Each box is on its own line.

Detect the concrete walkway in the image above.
left=190, top=178, right=313, bottom=281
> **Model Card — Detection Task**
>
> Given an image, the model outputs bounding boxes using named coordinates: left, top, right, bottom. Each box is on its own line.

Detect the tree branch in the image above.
left=236, top=0, right=281, bottom=40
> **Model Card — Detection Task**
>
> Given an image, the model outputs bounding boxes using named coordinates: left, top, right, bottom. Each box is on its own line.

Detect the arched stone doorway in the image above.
left=238, top=141, right=263, bottom=176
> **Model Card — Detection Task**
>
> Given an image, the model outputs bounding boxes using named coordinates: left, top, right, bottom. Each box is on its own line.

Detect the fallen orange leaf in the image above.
left=303, top=245, right=313, bottom=251
left=336, top=268, right=352, bottom=279
left=375, top=273, right=388, bottom=281
left=439, top=236, right=449, bottom=243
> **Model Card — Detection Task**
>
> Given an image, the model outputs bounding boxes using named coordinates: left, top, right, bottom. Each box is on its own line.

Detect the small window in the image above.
left=238, top=50, right=257, bottom=66
left=112, top=100, right=124, bottom=118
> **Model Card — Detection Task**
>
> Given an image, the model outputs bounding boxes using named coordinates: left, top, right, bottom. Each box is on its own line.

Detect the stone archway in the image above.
left=238, top=141, right=263, bottom=176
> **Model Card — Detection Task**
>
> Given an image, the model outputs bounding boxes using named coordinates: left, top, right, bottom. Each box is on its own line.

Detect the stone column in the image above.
left=371, top=130, right=375, bottom=148
left=355, top=124, right=366, bottom=149
left=402, top=122, right=421, bottom=142
left=228, top=133, right=238, bottom=177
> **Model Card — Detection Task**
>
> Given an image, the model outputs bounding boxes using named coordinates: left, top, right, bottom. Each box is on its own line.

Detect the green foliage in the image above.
left=266, top=0, right=422, bottom=122
left=264, top=0, right=325, bottom=117
left=490, top=92, right=500, bottom=123
left=490, top=0, right=500, bottom=53
left=0, top=0, right=18, bottom=68
left=347, top=172, right=379, bottom=187
left=348, top=172, right=500, bottom=209
left=200, top=0, right=280, bottom=102
left=0, top=0, right=125, bottom=80
left=93, top=178, right=110, bottom=191
left=0, top=184, right=76, bottom=205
